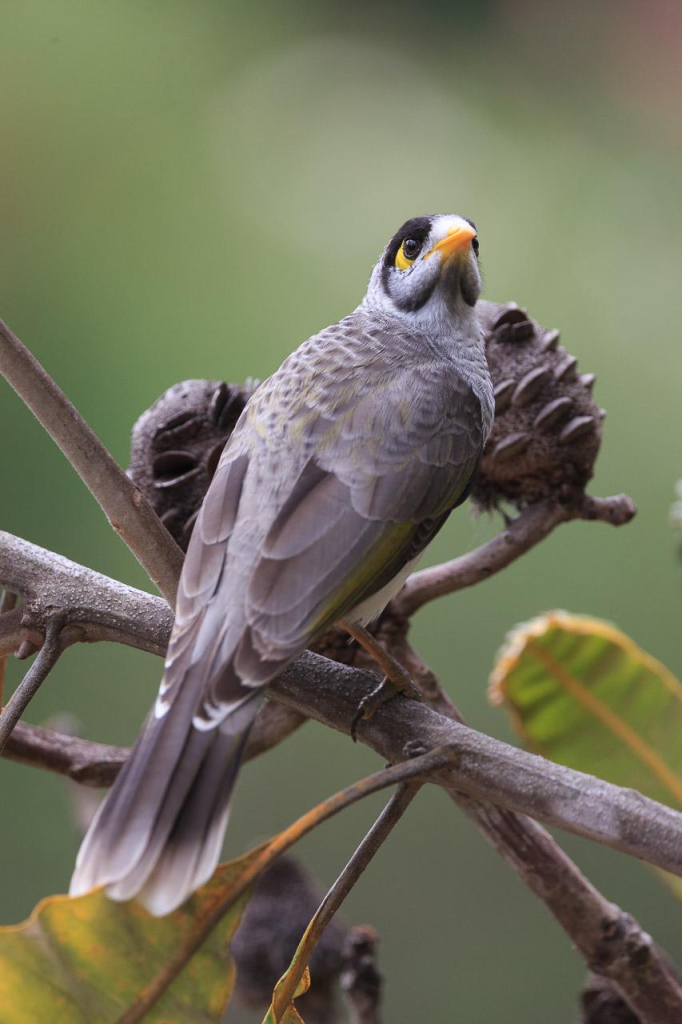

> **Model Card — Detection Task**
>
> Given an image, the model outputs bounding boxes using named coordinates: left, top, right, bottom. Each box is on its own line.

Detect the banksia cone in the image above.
left=128, top=378, right=254, bottom=550
left=129, top=301, right=606, bottom=538
left=472, top=301, right=604, bottom=510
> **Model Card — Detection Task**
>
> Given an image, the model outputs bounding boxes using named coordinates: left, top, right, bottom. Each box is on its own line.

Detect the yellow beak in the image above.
left=424, top=223, right=477, bottom=261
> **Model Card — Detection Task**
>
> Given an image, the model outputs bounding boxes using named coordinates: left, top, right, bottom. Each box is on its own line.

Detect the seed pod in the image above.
left=129, top=300, right=604, bottom=528
left=494, top=378, right=516, bottom=413
left=129, top=378, right=255, bottom=550
left=473, top=300, right=603, bottom=509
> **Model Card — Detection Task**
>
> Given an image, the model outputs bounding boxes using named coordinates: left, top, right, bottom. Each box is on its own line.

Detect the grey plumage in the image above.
left=70, top=214, right=494, bottom=914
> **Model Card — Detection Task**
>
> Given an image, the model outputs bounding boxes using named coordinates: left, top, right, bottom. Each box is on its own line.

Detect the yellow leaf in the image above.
left=262, top=966, right=311, bottom=1024
left=0, top=848, right=263, bottom=1024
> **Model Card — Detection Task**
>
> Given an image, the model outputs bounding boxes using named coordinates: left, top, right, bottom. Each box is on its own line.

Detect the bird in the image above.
left=70, top=213, right=494, bottom=916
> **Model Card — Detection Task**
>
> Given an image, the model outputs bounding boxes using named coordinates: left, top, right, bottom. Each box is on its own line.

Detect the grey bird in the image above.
left=70, top=213, right=494, bottom=915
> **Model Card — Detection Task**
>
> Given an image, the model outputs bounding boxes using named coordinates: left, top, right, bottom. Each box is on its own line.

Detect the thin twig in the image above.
left=0, top=320, right=183, bottom=604
left=114, top=749, right=453, bottom=1024
left=3, top=704, right=304, bottom=787
left=0, top=590, right=18, bottom=703
left=3, top=721, right=129, bottom=786
left=272, top=783, right=418, bottom=1017
left=0, top=616, right=65, bottom=754
left=393, top=492, right=636, bottom=618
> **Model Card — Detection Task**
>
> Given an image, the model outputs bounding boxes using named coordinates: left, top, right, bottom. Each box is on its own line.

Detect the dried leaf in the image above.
left=262, top=965, right=312, bottom=1023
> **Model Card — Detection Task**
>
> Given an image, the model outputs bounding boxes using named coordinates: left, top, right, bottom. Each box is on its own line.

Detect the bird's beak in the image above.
left=424, top=223, right=477, bottom=262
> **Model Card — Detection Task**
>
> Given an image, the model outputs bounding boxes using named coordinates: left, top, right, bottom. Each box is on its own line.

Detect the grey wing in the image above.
left=128, top=356, right=483, bottom=719
left=226, top=362, right=486, bottom=688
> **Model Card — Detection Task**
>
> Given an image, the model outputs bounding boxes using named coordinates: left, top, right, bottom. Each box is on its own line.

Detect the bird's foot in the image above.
left=350, top=673, right=423, bottom=742
left=339, top=618, right=423, bottom=740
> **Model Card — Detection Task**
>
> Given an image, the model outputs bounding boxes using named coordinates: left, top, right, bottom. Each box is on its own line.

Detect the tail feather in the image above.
left=98, top=726, right=215, bottom=902
left=70, top=676, right=202, bottom=892
left=70, top=683, right=263, bottom=915
left=135, top=727, right=251, bottom=915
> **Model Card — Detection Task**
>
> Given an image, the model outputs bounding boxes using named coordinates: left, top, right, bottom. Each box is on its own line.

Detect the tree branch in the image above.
left=0, top=529, right=173, bottom=656
left=452, top=798, right=682, bottom=1023
left=0, top=616, right=65, bottom=753
left=0, top=529, right=306, bottom=769
left=273, top=651, right=682, bottom=880
left=394, top=491, right=637, bottom=618
left=0, top=320, right=183, bottom=604
left=1, top=534, right=681, bottom=881
left=277, top=649, right=682, bottom=1020
left=4, top=704, right=305, bottom=787
left=347, top=628, right=682, bottom=1021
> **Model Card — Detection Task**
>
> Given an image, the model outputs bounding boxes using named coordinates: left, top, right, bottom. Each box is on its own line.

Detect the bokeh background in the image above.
left=1, top=1, right=681, bottom=1020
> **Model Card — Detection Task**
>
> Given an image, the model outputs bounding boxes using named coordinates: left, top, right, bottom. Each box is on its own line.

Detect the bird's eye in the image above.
left=402, top=238, right=420, bottom=259
left=472, top=237, right=480, bottom=257
left=395, top=237, right=421, bottom=271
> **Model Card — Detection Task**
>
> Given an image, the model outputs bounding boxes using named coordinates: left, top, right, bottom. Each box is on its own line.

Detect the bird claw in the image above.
left=350, top=674, right=423, bottom=742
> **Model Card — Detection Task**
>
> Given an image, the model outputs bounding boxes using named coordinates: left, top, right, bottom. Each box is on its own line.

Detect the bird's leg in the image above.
left=339, top=620, right=423, bottom=741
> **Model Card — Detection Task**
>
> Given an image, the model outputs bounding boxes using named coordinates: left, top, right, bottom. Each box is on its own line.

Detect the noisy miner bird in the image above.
left=70, top=213, right=494, bottom=915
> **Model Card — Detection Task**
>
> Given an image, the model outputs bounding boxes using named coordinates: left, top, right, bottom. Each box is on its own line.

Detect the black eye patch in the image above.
left=381, top=216, right=433, bottom=292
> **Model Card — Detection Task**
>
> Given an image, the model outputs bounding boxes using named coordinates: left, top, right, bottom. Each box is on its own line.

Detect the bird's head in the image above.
left=366, top=213, right=481, bottom=320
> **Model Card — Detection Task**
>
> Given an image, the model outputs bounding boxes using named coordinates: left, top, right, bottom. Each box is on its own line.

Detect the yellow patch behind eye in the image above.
left=395, top=242, right=414, bottom=272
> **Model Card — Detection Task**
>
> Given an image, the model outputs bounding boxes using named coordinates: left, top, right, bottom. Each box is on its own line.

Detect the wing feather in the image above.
left=236, top=365, right=484, bottom=663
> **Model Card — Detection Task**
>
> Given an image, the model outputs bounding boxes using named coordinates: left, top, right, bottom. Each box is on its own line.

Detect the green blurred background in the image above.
left=1, top=1, right=681, bottom=1020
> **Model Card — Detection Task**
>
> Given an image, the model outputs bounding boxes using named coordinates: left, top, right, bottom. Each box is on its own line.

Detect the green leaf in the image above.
left=0, top=849, right=260, bottom=1024
left=490, top=611, right=682, bottom=810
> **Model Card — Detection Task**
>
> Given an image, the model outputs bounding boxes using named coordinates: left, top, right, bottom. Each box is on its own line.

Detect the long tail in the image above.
left=69, top=682, right=263, bottom=916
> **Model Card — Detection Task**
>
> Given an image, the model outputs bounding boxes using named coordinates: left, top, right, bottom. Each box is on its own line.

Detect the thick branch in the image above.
left=5, top=722, right=129, bottom=785
left=453, top=798, right=682, bottom=1023
left=394, top=492, right=636, bottom=618
left=276, top=657, right=682, bottom=1019
left=0, top=530, right=173, bottom=656
left=0, top=320, right=183, bottom=603
left=1, top=533, right=681, bottom=880
left=382, top=634, right=682, bottom=1020
left=273, top=652, right=682, bottom=879
left=0, top=530, right=306, bottom=767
